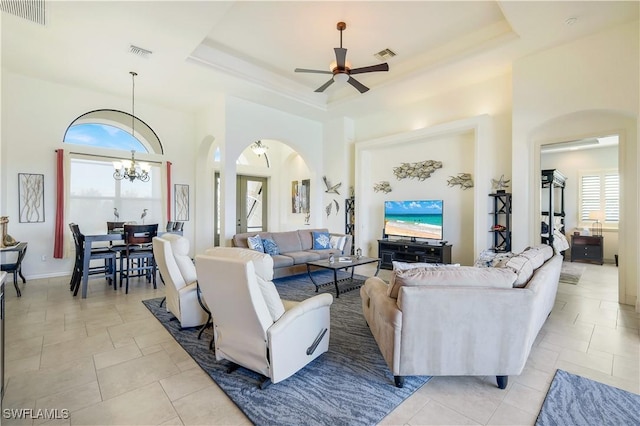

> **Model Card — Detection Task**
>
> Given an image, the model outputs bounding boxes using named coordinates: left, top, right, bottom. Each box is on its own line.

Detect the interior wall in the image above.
left=541, top=145, right=619, bottom=262
left=513, top=21, right=639, bottom=308
left=219, top=96, right=323, bottom=244
left=1, top=71, right=195, bottom=278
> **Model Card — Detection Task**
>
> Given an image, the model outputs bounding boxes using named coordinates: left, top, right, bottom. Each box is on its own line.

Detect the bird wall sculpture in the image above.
left=113, top=208, right=120, bottom=221
left=141, top=209, right=148, bottom=224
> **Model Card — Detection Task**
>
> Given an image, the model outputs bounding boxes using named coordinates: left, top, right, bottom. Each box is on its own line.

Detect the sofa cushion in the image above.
left=388, top=266, right=517, bottom=298
left=520, top=248, right=545, bottom=270
left=270, top=254, right=295, bottom=268
left=297, top=228, right=328, bottom=250
left=272, top=231, right=303, bottom=253
left=503, top=255, right=534, bottom=288
left=312, top=231, right=331, bottom=249
left=247, top=235, right=264, bottom=252
left=285, top=251, right=322, bottom=264
left=262, top=238, right=280, bottom=256
left=392, top=261, right=460, bottom=271
left=308, top=248, right=342, bottom=259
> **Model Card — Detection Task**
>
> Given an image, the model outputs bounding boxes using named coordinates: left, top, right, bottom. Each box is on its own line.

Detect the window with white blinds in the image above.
left=579, top=170, right=619, bottom=224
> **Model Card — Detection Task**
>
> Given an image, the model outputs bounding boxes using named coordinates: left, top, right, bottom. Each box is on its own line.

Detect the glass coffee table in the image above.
left=306, top=256, right=380, bottom=298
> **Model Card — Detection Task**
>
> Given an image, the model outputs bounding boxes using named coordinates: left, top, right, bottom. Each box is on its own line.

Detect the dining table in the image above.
left=79, top=229, right=182, bottom=299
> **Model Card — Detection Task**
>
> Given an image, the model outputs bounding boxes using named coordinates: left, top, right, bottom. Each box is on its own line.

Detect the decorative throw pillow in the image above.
left=330, top=235, right=347, bottom=251
left=262, top=238, right=280, bottom=256
left=312, top=231, right=331, bottom=250
left=247, top=234, right=264, bottom=252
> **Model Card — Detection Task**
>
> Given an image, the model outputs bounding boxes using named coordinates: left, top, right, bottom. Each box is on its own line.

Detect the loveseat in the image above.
left=232, top=228, right=352, bottom=279
left=360, top=244, right=562, bottom=388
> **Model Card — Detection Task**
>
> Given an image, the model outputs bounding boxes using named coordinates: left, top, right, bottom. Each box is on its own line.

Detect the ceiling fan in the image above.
left=294, top=22, right=389, bottom=94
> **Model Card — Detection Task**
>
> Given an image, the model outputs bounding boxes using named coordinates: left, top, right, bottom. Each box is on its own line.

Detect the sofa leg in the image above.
left=496, top=375, right=508, bottom=389
left=259, top=377, right=272, bottom=390
left=394, top=376, right=404, bottom=388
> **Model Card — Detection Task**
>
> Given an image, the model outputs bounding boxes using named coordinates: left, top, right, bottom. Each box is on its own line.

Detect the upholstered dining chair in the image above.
left=69, top=223, right=117, bottom=295
left=119, top=224, right=158, bottom=293
left=195, top=247, right=333, bottom=389
left=152, top=234, right=209, bottom=329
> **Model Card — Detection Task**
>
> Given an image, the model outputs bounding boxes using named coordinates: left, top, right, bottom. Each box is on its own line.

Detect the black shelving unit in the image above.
left=345, top=197, right=355, bottom=255
left=541, top=169, right=566, bottom=247
left=489, top=192, right=512, bottom=252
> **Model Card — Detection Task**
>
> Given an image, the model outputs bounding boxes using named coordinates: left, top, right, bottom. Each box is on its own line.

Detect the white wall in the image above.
left=512, top=21, right=639, bottom=307
left=1, top=71, right=195, bottom=278
left=541, top=146, right=619, bottom=262
left=359, top=131, right=475, bottom=265
left=214, top=96, right=324, bottom=245
left=353, top=75, right=512, bottom=264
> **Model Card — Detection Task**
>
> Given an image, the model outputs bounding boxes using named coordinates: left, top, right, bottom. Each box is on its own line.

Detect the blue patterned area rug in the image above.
left=536, top=369, right=640, bottom=426
left=143, top=270, right=430, bottom=426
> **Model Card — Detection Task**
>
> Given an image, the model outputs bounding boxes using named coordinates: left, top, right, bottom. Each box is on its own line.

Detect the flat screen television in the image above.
left=384, top=200, right=443, bottom=241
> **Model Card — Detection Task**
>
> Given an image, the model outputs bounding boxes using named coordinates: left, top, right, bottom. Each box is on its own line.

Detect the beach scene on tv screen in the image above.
left=384, top=200, right=443, bottom=240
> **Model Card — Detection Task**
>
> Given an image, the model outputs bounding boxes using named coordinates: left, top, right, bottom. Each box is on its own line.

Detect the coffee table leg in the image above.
left=334, top=269, right=339, bottom=298
left=307, top=264, right=320, bottom=292
left=375, top=259, right=381, bottom=276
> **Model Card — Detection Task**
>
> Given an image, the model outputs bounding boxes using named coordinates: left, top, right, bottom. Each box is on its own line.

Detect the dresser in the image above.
left=570, top=235, right=603, bottom=265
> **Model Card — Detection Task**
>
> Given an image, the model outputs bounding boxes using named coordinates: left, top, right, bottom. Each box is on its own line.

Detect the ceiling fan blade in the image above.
left=314, top=78, right=335, bottom=93
left=350, top=63, right=389, bottom=75
left=334, top=48, right=347, bottom=69
left=295, top=68, right=333, bottom=74
left=347, top=76, right=369, bottom=93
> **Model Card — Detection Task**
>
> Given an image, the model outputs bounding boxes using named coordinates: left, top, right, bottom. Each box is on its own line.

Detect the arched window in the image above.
left=62, top=110, right=165, bottom=234
left=63, top=109, right=163, bottom=154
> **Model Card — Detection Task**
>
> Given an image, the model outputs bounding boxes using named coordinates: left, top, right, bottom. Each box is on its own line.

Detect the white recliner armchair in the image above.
left=195, top=247, right=333, bottom=388
left=152, top=234, right=209, bottom=328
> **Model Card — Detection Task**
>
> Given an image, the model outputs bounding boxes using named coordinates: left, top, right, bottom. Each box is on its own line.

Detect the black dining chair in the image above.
left=69, top=223, right=117, bottom=296
left=119, top=224, right=158, bottom=294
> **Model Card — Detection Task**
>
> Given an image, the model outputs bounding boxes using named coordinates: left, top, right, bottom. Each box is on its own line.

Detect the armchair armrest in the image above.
left=269, top=293, right=333, bottom=332
left=266, top=293, right=333, bottom=383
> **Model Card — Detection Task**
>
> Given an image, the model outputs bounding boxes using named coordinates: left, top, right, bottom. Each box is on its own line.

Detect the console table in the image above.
left=570, top=235, right=603, bottom=265
left=378, top=240, right=452, bottom=270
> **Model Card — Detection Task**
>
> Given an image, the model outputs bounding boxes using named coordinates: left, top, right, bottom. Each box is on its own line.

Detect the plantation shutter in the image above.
left=604, top=173, right=619, bottom=222
left=580, top=175, right=600, bottom=221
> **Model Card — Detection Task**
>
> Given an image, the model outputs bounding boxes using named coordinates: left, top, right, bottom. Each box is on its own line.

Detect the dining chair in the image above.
left=119, top=224, right=158, bottom=294
left=69, top=223, right=117, bottom=295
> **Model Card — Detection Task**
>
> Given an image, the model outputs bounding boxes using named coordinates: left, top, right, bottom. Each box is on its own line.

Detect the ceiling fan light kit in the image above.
left=294, top=21, right=389, bottom=94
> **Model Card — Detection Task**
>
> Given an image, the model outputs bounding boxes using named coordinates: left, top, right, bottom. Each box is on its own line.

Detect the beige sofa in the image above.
left=232, top=228, right=352, bottom=279
left=360, top=244, right=562, bottom=389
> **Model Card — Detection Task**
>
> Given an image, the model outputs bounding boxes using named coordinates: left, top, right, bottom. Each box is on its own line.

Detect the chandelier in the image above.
left=113, top=150, right=151, bottom=182
left=250, top=140, right=269, bottom=156
left=250, top=140, right=270, bottom=167
left=113, top=71, right=150, bottom=182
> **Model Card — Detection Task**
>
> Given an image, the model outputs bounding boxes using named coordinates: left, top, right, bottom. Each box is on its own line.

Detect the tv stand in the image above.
left=378, top=239, right=452, bottom=270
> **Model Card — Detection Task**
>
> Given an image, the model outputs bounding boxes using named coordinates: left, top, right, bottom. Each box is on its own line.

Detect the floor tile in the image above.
left=3, top=261, right=633, bottom=425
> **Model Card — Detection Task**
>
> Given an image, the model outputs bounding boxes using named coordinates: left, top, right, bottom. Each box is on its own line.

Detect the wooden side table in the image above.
left=570, top=235, right=603, bottom=265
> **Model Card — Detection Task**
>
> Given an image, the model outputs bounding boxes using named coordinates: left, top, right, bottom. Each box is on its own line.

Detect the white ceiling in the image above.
left=1, top=1, right=638, bottom=122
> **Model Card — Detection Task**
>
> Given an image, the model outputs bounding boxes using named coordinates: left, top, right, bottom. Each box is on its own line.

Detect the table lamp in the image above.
left=589, top=211, right=603, bottom=236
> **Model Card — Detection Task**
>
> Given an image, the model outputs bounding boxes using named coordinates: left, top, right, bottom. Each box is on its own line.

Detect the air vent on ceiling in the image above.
left=129, top=45, right=153, bottom=58
left=374, top=48, right=396, bottom=61
left=1, top=0, right=46, bottom=25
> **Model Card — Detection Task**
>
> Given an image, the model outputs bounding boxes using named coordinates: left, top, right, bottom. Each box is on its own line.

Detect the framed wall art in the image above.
left=174, top=184, right=189, bottom=221
left=18, top=173, right=45, bottom=223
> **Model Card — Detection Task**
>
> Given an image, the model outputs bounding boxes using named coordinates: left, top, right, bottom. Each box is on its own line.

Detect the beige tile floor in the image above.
left=2, top=262, right=638, bottom=425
